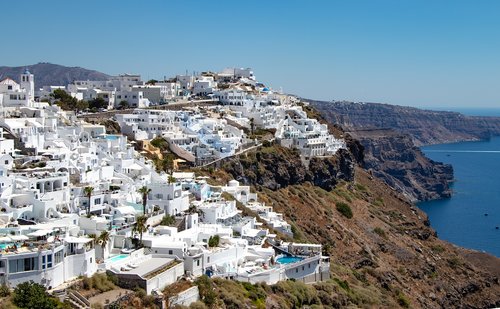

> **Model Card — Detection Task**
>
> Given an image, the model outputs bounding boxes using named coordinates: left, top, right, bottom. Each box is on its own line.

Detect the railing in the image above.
left=68, top=289, right=90, bottom=308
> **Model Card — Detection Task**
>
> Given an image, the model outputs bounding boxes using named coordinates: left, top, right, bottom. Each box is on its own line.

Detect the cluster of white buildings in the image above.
left=0, top=69, right=336, bottom=301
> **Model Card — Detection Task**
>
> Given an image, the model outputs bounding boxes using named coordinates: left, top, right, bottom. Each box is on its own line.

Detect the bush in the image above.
left=208, top=235, right=220, bottom=248
left=195, top=276, right=216, bottom=307
left=396, top=291, right=410, bottom=308
left=160, top=215, right=176, bottom=226
left=0, top=284, right=10, bottom=297
left=373, top=227, right=387, bottom=239
left=336, top=202, right=353, bottom=219
left=12, top=281, right=61, bottom=309
left=82, top=273, right=116, bottom=292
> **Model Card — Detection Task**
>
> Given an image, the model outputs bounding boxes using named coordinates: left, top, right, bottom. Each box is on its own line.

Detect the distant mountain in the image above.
left=0, top=63, right=111, bottom=89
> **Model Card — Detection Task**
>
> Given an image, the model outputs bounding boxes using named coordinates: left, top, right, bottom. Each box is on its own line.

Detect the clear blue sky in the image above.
left=2, top=0, right=500, bottom=108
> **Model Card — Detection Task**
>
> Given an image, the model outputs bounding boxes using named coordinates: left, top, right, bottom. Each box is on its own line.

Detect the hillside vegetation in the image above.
left=195, top=140, right=500, bottom=308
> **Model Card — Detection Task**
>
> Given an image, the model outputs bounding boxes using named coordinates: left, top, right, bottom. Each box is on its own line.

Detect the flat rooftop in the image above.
left=124, top=257, right=174, bottom=278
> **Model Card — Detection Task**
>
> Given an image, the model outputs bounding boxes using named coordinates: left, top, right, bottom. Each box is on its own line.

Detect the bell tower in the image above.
left=20, top=69, right=35, bottom=103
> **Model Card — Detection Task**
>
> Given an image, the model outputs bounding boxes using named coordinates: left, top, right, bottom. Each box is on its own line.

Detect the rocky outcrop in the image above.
left=310, top=100, right=500, bottom=146
left=221, top=144, right=356, bottom=192
left=350, top=129, right=453, bottom=202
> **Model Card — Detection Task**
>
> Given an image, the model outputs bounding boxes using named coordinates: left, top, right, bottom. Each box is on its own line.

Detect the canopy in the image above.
left=9, top=235, right=29, bottom=241
left=65, top=236, right=93, bottom=244
left=27, top=229, right=53, bottom=237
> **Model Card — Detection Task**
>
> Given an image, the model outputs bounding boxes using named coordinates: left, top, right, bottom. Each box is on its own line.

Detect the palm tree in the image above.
left=133, top=215, right=148, bottom=248
left=98, top=230, right=111, bottom=256
left=168, top=175, right=176, bottom=185
left=83, top=186, right=94, bottom=216
left=88, top=233, right=98, bottom=249
left=137, top=186, right=151, bottom=215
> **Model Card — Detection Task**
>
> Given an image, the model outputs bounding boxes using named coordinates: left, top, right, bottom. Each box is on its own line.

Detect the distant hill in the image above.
left=309, top=100, right=500, bottom=146
left=0, top=63, right=111, bottom=89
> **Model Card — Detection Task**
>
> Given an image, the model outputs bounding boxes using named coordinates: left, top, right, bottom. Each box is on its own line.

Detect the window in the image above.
left=207, top=257, right=210, bottom=263
left=196, top=259, right=200, bottom=266
left=55, top=250, right=63, bottom=265
left=94, top=198, right=101, bottom=205
left=168, top=250, right=173, bottom=255
left=5, top=160, right=8, bottom=165
left=7, top=85, right=12, bottom=90
left=47, top=254, right=52, bottom=268
left=9, top=257, right=38, bottom=273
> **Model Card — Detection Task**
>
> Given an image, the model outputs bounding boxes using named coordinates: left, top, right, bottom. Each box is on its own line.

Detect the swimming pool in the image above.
left=0, top=243, right=14, bottom=250
left=105, top=135, right=120, bottom=141
left=276, top=256, right=304, bottom=264
left=106, top=254, right=128, bottom=263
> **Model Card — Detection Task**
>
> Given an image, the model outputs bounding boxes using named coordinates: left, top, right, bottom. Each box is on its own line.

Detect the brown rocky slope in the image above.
left=199, top=142, right=500, bottom=308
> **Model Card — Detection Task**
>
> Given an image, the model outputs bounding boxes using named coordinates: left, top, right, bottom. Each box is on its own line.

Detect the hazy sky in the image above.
left=2, top=0, right=500, bottom=108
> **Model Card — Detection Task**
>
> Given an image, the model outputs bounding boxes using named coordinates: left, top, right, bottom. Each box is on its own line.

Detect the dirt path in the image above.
left=88, top=288, right=131, bottom=306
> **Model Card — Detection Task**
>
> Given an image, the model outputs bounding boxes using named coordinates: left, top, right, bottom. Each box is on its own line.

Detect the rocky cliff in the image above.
left=220, top=144, right=358, bottom=192
left=349, top=129, right=453, bottom=202
left=310, top=100, right=500, bottom=146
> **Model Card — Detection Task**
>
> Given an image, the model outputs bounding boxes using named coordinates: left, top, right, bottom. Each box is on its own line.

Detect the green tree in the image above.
left=133, top=215, right=148, bottom=247
left=88, top=233, right=98, bottom=249
left=160, top=215, right=176, bottom=226
left=89, top=97, right=108, bottom=110
left=168, top=175, right=176, bottom=185
left=52, top=89, right=88, bottom=113
left=98, top=230, right=111, bottom=253
left=12, top=281, right=60, bottom=309
left=137, top=186, right=151, bottom=214
left=119, top=100, right=130, bottom=110
left=208, top=235, right=220, bottom=248
left=146, top=79, right=158, bottom=85
left=83, top=186, right=94, bottom=216
left=250, top=117, right=255, bottom=136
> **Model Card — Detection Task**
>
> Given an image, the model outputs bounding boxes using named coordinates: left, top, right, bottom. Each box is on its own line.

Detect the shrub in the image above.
left=12, top=281, right=60, bottom=309
left=336, top=202, right=353, bottom=219
left=82, top=273, right=116, bottom=293
left=195, top=276, right=216, bottom=307
left=208, top=235, right=220, bottom=247
left=355, top=183, right=367, bottom=191
left=0, top=284, right=10, bottom=297
left=160, top=215, right=176, bottom=226
left=396, top=291, right=410, bottom=308
left=373, top=227, right=387, bottom=239
left=430, top=244, right=445, bottom=253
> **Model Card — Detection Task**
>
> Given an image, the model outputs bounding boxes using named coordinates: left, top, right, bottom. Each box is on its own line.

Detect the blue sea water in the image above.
left=418, top=136, right=500, bottom=257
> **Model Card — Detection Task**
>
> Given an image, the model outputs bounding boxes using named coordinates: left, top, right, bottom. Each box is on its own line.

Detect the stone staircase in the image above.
left=53, top=289, right=90, bottom=309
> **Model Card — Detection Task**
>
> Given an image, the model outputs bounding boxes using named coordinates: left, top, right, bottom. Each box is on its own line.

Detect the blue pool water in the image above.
left=105, top=135, right=120, bottom=140
left=0, top=243, right=14, bottom=250
left=106, top=254, right=128, bottom=263
left=276, top=256, right=303, bottom=264
left=419, top=136, right=500, bottom=257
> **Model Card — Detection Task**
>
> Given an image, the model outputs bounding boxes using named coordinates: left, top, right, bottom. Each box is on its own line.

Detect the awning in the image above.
left=128, top=163, right=143, bottom=170
left=28, top=230, right=53, bottom=237
left=9, top=235, right=29, bottom=241
left=65, top=236, right=93, bottom=244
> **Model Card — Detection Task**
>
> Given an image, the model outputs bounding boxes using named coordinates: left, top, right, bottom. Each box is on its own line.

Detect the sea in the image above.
left=418, top=108, right=500, bottom=257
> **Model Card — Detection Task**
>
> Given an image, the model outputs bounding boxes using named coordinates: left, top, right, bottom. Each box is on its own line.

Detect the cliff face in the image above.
left=310, top=100, right=500, bottom=146
left=221, top=145, right=356, bottom=192
left=350, top=129, right=453, bottom=202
